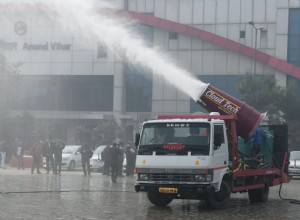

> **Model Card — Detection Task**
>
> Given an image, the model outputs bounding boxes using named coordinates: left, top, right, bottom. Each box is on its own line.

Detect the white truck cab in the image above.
left=135, top=114, right=232, bottom=208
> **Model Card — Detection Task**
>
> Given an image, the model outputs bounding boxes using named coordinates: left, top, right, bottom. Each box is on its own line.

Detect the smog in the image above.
left=0, top=0, right=207, bottom=101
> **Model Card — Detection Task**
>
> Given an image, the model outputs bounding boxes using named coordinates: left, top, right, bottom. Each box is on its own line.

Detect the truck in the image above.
left=134, top=84, right=290, bottom=209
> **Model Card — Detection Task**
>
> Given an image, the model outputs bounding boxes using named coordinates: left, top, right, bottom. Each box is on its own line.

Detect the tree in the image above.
left=237, top=74, right=300, bottom=150
left=91, top=119, right=126, bottom=146
left=75, top=118, right=126, bottom=148
left=237, top=74, right=285, bottom=124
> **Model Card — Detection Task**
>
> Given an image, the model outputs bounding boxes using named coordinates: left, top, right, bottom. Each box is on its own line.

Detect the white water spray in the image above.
left=1, top=0, right=208, bottom=101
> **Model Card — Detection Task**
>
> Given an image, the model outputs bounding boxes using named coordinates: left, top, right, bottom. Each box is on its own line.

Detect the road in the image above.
left=0, top=168, right=299, bottom=220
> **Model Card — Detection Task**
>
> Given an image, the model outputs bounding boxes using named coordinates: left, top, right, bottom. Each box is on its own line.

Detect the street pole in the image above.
left=254, top=27, right=257, bottom=75
left=248, top=21, right=263, bottom=75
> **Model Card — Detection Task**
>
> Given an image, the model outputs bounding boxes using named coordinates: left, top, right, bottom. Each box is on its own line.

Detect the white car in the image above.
left=90, top=145, right=107, bottom=172
left=289, top=151, right=300, bottom=178
left=61, top=145, right=82, bottom=171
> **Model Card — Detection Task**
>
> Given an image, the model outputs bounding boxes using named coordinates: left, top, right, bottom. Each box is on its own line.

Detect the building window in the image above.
left=8, top=75, right=114, bottom=111
left=169, top=32, right=178, bottom=40
left=288, top=9, right=300, bottom=68
left=261, top=30, right=267, bottom=38
left=97, top=42, right=108, bottom=58
left=240, top=31, right=246, bottom=38
left=125, top=64, right=152, bottom=112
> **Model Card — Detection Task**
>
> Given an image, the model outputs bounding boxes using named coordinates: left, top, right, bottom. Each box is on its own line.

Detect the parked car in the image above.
left=289, top=151, right=300, bottom=178
left=90, top=145, right=107, bottom=172
left=43, top=145, right=82, bottom=171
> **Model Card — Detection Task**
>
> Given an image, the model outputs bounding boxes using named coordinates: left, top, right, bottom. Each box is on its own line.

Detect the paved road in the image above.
left=0, top=168, right=299, bottom=220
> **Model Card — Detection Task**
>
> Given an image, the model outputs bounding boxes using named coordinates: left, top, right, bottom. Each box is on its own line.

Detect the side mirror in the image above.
left=214, top=133, right=222, bottom=150
left=135, top=133, right=140, bottom=147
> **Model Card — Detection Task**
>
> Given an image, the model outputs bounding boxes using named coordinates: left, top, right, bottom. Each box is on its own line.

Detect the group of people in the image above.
left=1, top=137, right=137, bottom=184
left=29, top=139, right=65, bottom=174
left=102, top=142, right=136, bottom=183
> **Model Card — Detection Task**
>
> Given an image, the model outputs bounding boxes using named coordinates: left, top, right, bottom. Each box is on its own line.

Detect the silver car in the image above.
left=289, top=151, right=300, bottom=178
left=90, top=145, right=107, bottom=172
left=61, top=145, right=82, bottom=171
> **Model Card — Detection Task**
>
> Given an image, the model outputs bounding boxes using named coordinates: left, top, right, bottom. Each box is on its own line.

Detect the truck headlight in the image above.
left=194, top=174, right=212, bottom=182
left=139, top=174, right=149, bottom=181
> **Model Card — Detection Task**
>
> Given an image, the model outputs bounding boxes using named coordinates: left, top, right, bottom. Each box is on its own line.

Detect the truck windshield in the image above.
left=139, top=122, right=210, bottom=155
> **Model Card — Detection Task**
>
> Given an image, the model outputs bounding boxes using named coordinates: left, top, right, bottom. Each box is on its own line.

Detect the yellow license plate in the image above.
left=159, top=187, right=178, bottom=193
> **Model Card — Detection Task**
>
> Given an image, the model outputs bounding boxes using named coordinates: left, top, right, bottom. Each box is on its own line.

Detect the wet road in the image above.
left=0, top=168, right=300, bottom=220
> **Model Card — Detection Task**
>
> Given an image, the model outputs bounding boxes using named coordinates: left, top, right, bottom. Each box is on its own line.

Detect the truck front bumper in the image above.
left=135, top=183, right=215, bottom=199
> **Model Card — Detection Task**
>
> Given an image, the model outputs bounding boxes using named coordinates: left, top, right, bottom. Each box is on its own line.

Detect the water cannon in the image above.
left=196, top=84, right=266, bottom=141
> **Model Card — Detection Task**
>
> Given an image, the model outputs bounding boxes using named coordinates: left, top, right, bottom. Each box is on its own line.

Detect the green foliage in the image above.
left=278, top=81, right=300, bottom=124
left=76, top=118, right=126, bottom=148
left=237, top=74, right=300, bottom=125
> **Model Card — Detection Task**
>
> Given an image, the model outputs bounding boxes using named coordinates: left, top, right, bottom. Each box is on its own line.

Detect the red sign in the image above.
left=163, top=145, right=185, bottom=150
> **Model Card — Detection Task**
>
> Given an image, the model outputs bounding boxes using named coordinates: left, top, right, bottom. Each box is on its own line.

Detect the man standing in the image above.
left=109, top=143, right=121, bottom=183
left=42, top=140, right=56, bottom=174
left=30, top=141, right=43, bottom=174
left=80, top=143, right=93, bottom=176
left=0, top=140, right=8, bottom=169
left=102, top=144, right=111, bottom=175
left=251, top=127, right=264, bottom=157
left=16, top=138, right=25, bottom=170
left=125, top=142, right=136, bottom=177
left=117, top=142, right=125, bottom=177
left=54, top=141, right=65, bottom=174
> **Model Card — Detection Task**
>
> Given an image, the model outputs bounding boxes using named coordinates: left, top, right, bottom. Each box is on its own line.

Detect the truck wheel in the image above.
left=205, top=180, right=231, bottom=209
left=248, top=183, right=269, bottom=203
left=147, top=191, right=173, bottom=207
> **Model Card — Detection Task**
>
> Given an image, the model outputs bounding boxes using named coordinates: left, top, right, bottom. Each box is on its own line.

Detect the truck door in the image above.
left=212, top=124, right=228, bottom=168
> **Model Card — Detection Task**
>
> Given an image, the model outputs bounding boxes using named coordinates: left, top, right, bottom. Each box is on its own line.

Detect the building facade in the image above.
left=1, top=0, right=300, bottom=144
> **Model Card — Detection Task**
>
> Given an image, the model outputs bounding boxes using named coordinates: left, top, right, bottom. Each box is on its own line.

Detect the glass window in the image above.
left=7, top=75, right=113, bottom=111
left=125, top=64, right=152, bottom=112
left=289, top=22, right=300, bottom=35
left=97, top=42, right=108, bottom=58
left=139, top=122, right=211, bottom=155
left=288, top=35, right=300, bottom=48
left=290, top=9, right=300, bottom=22
left=214, top=124, right=225, bottom=144
left=261, top=30, right=267, bottom=38
left=169, top=32, right=178, bottom=40
left=124, top=24, right=153, bottom=112
left=240, top=31, right=245, bottom=38
left=288, top=9, right=300, bottom=67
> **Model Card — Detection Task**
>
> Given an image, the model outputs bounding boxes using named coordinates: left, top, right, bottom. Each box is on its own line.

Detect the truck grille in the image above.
left=149, top=173, right=193, bottom=182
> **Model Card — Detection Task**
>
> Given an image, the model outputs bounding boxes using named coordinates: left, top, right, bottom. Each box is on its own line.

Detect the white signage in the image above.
left=0, top=41, right=72, bottom=51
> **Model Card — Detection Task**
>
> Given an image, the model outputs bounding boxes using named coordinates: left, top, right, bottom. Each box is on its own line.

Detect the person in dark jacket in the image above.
left=54, top=141, right=65, bottom=174
left=16, top=138, right=25, bottom=170
left=80, top=143, right=93, bottom=176
left=102, top=144, right=111, bottom=175
left=42, top=140, right=56, bottom=174
left=109, top=143, right=121, bottom=183
left=125, top=143, right=136, bottom=177
left=118, top=142, right=125, bottom=177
